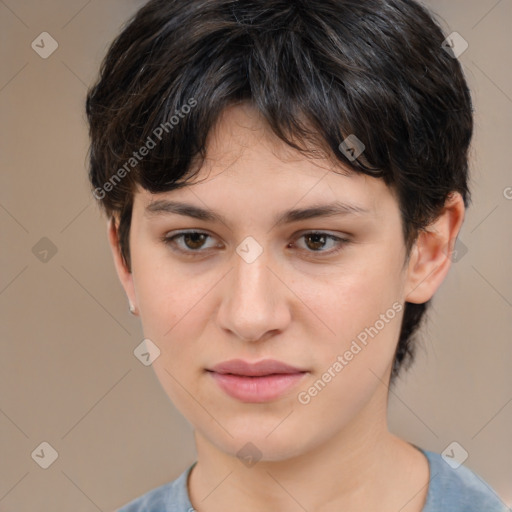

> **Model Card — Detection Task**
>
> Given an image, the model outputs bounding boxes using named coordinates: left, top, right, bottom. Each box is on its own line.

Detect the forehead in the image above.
left=134, top=103, right=399, bottom=218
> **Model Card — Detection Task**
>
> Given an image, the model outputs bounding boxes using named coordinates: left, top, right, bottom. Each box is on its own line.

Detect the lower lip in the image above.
left=208, top=371, right=307, bottom=403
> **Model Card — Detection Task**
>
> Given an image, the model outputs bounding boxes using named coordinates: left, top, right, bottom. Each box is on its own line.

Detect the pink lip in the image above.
left=209, top=358, right=306, bottom=376
left=207, top=359, right=308, bottom=403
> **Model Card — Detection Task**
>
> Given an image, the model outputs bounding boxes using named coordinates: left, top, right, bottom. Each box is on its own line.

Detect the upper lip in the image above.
left=209, top=359, right=306, bottom=376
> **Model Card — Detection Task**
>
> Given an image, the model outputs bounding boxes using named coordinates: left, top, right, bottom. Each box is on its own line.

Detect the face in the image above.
left=110, top=103, right=453, bottom=462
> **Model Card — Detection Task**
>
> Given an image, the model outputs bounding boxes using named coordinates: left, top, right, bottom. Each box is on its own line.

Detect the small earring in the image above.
left=129, top=302, right=137, bottom=315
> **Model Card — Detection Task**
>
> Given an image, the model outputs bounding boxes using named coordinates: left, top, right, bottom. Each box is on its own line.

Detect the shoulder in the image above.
left=421, top=449, right=509, bottom=512
left=115, top=462, right=196, bottom=512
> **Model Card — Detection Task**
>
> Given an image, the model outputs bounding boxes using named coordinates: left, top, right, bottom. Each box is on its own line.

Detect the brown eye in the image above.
left=179, top=232, right=208, bottom=250
left=304, top=233, right=329, bottom=251
left=162, top=230, right=350, bottom=259
left=162, top=231, right=218, bottom=256
left=292, top=232, right=350, bottom=256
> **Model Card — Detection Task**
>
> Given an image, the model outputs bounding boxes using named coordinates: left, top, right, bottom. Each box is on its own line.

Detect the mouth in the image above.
left=206, top=359, right=308, bottom=402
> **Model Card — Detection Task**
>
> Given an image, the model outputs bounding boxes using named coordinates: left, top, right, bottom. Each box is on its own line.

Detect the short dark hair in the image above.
left=85, top=0, right=473, bottom=383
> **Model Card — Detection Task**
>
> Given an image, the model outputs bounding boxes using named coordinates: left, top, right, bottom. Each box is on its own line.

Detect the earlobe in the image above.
left=106, top=216, right=138, bottom=315
left=404, top=192, right=465, bottom=304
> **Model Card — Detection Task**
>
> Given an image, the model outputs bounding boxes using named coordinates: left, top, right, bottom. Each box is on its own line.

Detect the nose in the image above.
left=216, top=247, right=291, bottom=342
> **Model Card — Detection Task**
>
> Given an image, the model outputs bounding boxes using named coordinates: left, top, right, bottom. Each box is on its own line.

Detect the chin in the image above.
left=207, top=424, right=314, bottom=464
left=229, top=439, right=305, bottom=464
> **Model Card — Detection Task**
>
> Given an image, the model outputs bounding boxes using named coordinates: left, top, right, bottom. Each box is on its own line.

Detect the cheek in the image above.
left=131, top=239, right=194, bottom=326
left=295, top=255, right=403, bottom=351
left=131, top=250, right=220, bottom=382
left=298, top=259, right=403, bottom=408
left=132, top=255, right=211, bottom=409
left=290, top=257, right=404, bottom=409
left=292, top=270, right=403, bottom=430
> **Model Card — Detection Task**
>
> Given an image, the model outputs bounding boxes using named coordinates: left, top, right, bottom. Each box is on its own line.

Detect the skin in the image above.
left=108, top=103, right=465, bottom=511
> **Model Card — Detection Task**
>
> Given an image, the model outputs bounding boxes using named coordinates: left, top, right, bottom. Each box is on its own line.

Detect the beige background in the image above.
left=1, top=0, right=511, bottom=511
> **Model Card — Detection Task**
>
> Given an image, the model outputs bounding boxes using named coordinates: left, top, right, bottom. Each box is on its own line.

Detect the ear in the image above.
left=404, top=192, right=465, bottom=304
left=106, top=216, right=138, bottom=315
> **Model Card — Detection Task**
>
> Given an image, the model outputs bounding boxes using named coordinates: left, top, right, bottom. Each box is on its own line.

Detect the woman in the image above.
left=85, top=1, right=508, bottom=510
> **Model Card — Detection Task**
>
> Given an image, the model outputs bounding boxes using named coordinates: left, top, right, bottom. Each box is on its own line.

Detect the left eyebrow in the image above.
left=144, top=199, right=370, bottom=228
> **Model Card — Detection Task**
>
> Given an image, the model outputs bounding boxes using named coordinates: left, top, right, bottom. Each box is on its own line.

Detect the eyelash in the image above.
left=161, top=231, right=351, bottom=258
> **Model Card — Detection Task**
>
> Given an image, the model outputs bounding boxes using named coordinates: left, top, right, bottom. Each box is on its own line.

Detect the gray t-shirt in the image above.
left=116, top=448, right=509, bottom=511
